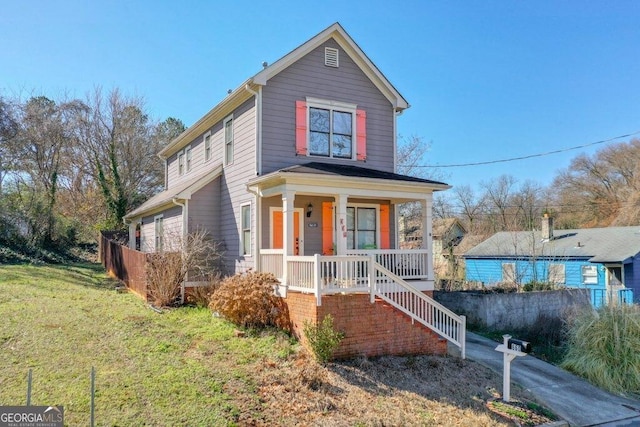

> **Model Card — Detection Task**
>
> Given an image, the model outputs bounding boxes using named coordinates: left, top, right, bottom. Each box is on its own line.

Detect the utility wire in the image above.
left=407, top=130, right=640, bottom=168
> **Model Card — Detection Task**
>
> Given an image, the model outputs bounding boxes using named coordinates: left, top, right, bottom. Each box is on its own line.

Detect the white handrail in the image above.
left=373, top=262, right=466, bottom=359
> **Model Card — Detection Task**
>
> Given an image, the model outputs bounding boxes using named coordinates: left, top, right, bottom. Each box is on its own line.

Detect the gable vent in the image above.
left=325, top=47, right=339, bottom=67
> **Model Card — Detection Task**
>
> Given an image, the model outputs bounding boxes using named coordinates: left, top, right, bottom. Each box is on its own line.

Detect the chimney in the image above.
left=542, top=213, right=554, bottom=240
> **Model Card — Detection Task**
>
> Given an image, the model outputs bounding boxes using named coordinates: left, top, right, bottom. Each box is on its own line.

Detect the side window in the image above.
left=178, top=151, right=185, bottom=176
left=296, top=99, right=366, bottom=161
left=204, top=132, right=212, bottom=161
left=224, top=115, right=233, bottom=165
left=241, top=203, right=251, bottom=256
left=185, top=146, right=192, bottom=173
left=154, top=215, right=164, bottom=252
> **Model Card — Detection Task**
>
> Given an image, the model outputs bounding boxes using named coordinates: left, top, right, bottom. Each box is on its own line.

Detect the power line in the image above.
left=407, top=130, right=640, bottom=168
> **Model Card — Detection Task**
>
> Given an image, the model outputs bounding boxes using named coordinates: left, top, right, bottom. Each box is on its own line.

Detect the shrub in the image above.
left=145, top=229, right=222, bottom=307
left=562, top=304, right=640, bottom=394
left=209, top=271, right=290, bottom=330
left=303, top=314, right=344, bottom=363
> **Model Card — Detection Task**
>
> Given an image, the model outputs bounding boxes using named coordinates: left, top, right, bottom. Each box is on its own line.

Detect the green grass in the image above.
left=0, top=263, right=297, bottom=425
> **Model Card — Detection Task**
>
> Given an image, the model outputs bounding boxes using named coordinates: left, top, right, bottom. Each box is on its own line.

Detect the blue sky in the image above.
left=1, top=1, right=639, bottom=191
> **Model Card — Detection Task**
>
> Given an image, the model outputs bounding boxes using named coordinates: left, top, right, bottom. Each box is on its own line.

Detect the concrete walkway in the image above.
left=464, top=332, right=640, bottom=426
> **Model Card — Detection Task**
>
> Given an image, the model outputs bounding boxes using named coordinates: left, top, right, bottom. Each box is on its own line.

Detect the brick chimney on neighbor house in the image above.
left=542, top=213, right=554, bottom=240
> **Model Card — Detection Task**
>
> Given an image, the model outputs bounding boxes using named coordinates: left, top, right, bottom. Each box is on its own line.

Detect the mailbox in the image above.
left=507, top=338, right=532, bottom=354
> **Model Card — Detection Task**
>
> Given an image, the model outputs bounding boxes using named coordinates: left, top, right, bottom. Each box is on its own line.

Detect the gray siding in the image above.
left=188, top=177, right=221, bottom=240
left=261, top=39, right=395, bottom=175
left=219, top=97, right=257, bottom=273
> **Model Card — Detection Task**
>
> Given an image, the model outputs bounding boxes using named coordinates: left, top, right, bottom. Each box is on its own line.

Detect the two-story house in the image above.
left=123, top=23, right=465, bottom=358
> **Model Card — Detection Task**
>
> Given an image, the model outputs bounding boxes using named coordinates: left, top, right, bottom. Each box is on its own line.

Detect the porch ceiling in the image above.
left=247, top=162, right=450, bottom=202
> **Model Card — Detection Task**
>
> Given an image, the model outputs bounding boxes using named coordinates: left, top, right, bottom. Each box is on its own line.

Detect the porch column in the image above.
left=422, top=194, right=434, bottom=280
left=282, top=191, right=295, bottom=284
left=335, top=194, right=348, bottom=255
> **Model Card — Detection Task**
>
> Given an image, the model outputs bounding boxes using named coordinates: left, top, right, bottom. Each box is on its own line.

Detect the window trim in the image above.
left=241, top=203, right=251, bottom=256
left=224, top=114, right=234, bottom=166
left=204, top=131, right=212, bottom=162
left=154, top=214, right=164, bottom=253
left=306, top=97, right=357, bottom=160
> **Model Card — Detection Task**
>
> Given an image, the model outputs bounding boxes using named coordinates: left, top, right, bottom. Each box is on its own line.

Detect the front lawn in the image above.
left=0, top=263, right=553, bottom=425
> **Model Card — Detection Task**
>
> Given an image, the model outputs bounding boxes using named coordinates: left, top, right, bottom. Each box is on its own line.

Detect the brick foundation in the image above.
left=284, top=291, right=447, bottom=359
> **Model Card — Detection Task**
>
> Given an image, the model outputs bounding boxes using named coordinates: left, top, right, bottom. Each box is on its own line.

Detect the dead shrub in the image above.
left=209, top=271, right=291, bottom=330
left=146, top=252, right=183, bottom=307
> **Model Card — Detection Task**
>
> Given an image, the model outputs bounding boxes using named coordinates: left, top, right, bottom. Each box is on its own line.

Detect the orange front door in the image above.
left=272, top=210, right=301, bottom=255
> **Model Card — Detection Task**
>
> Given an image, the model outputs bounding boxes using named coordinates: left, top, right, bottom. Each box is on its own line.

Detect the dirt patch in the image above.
left=238, top=350, right=556, bottom=426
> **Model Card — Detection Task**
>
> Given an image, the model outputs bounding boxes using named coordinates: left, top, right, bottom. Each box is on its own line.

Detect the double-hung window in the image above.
left=502, top=263, right=516, bottom=283
left=204, top=133, right=212, bottom=161
left=309, top=107, right=353, bottom=158
left=178, top=152, right=185, bottom=175
left=296, top=98, right=366, bottom=161
left=185, top=146, right=192, bottom=172
left=224, top=115, right=233, bottom=165
left=154, top=215, right=164, bottom=252
left=241, top=204, right=251, bottom=256
left=548, top=263, right=565, bottom=284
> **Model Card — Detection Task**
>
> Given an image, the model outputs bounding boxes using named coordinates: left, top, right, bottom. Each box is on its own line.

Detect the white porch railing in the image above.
left=347, top=249, right=429, bottom=280
left=260, top=249, right=284, bottom=279
left=260, top=249, right=465, bottom=358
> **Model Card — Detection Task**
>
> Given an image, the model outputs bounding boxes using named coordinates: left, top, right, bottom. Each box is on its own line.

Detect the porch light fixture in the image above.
left=306, top=203, right=313, bottom=218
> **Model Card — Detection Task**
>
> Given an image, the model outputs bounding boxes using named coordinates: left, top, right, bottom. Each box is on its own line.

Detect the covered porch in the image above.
left=248, top=163, right=447, bottom=293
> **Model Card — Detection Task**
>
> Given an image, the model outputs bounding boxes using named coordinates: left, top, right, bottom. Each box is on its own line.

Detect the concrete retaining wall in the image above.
left=434, top=289, right=591, bottom=330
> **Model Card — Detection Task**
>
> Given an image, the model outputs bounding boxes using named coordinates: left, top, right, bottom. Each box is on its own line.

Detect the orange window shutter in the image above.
left=356, top=109, right=367, bottom=161
left=322, top=202, right=334, bottom=255
left=380, top=204, right=390, bottom=249
left=295, top=100, right=307, bottom=155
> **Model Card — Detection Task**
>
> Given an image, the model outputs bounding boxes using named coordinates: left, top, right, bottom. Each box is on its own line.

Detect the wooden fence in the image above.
left=99, top=231, right=149, bottom=300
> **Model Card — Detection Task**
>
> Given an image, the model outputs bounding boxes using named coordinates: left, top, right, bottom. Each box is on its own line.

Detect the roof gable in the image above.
left=253, top=22, right=409, bottom=110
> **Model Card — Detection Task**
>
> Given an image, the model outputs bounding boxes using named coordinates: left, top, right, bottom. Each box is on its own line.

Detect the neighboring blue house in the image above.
left=463, top=216, right=638, bottom=305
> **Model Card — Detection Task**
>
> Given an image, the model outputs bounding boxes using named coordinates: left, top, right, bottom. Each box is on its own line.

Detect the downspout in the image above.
left=245, top=83, right=262, bottom=176
left=172, top=197, right=188, bottom=304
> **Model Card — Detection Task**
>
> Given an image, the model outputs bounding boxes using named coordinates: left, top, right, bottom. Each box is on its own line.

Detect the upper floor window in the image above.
left=309, top=107, right=352, bottom=158
left=224, top=115, right=234, bottom=165
left=204, top=132, right=212, bottom=161
left=178, top=152, right=185, bottom=175
left=185, top=146, right=192, bottom=172
left=296, top=98, right=366, bottom=161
